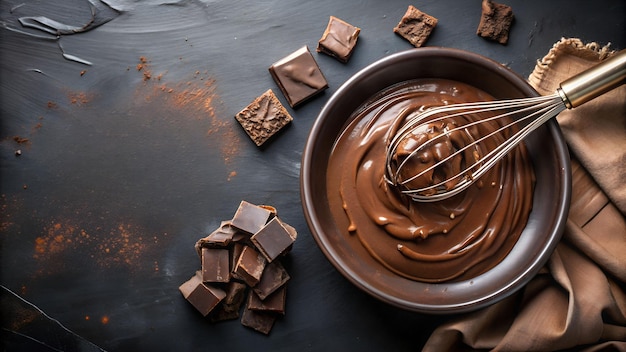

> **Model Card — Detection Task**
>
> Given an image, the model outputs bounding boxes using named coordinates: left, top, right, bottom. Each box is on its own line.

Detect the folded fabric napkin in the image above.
left=424, top=38, right=626, bottom=351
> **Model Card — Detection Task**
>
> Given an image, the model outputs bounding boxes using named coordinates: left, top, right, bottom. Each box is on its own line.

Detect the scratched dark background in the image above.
left=1, top=0, right=624, bottom=351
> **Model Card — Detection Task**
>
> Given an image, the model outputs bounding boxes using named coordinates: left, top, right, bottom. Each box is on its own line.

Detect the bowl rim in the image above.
left=301, top=47, right=571, bottom=314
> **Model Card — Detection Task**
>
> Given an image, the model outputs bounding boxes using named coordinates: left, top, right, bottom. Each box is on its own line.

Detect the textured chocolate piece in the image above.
left=235, top=89, right=293, bottom=147
left=179, top=272, right=226, bottom=316
left=253, top=260, right=290, bottom=300
left=209, top=281, right=247, bottom=322
left=241, top=305, right=277, bottom=335
left=476, top=0, right=514, bottom=44
left=317, top=16, right=361, bottom=63
left=231, top=200, right=273, bottom=235
left=195, top=221, right=239, bottom=257
left=232, top=245, right=266, bottom=287
left=248, top=286, right=287, bottom=315
left=251, top=217, right=297, bottom=262
left=201, top=247, right=230, bottom=283
left=393, top=5, right=438, bottom=48
left=269, top=46, right=328, bottom=107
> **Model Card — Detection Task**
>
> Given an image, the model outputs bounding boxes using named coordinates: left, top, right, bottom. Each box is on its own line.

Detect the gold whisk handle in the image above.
left=558, top=49, right=626, bottom=109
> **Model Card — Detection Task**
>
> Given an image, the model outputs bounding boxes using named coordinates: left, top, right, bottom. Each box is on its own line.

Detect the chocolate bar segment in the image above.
left=269, top=46, right=328, bottom=108
left=253, top=260, right=290, bottom=300
left=248, top=286, right=287, bottom=315
left=241, top=305, right=277, bottom=335
left=201, top=247, right=230, bottom=283
left=209, top=281, right=247, bottom=322
left=476, top=0, right=514, bottom=44
left=251, top=217, right=297, bottom=262
left=179, top=272, right=226, bottom=316
left=232, top=245, right=267, bottom=287
left=231, top=200, right=273, bottom=235
left=317, top=16, right=361, bottom=63
left=393, top=5, right=438, bottom=48
left=235, top=89, right=293, bottom=147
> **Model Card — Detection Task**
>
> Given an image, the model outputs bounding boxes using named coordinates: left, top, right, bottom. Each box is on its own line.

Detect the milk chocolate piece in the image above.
left=209, top=281, right=247, bottom=322
left=231, top=200, right=273, bottom=235
left=201, top=247, right=230, bottom=283
left=251, top=217, right=297, bottom=262
left=476, top=0, right=514, bottom=44
left=235, top=89, right=293, bottom=147
left=241, top=306, right=277, bottom=335
left=253, top=260, right=290, bottom=300
left=232, top=246, right=266, bottom=286
left=317, top=16, right=361, bottom=63
left=179, top=272, right=226, bottom=316
left=248, top=286, right=287, bottom=315
left=393, top=5, right=438, bottom=48
left=269, top=46, right=328, bottom=108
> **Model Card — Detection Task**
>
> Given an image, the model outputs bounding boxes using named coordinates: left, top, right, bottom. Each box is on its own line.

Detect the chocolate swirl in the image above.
left=326, top=79, right=535, bottom=282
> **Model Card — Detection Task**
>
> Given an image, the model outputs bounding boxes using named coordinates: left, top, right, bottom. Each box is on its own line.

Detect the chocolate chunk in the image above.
left=393, top=5, right=438, bottom=48
left=232, top=245, right=266, bottom=287
left=251, top=217, right=297, bottom=262
left=201, top=247, right=230, bottom=283
left=476, top=0, right=514, bottom=44
left=231, top=200, right=273, bottom=235
left=235, top=89, right=293, bottom=147
left=248, top=286, right=287, bottom=315
left=241, top=305, right=277, bottom=335
left=195, top=221, right=239, bottom=257
left=317, top=16, right=361, bottom=63
left=269, top=46, right=328, bottom=108
left=179, top=272, right=226, bottom=316
left=253, top=260, right=290, bottom=300
left=209, top=281, right=247, bottom=322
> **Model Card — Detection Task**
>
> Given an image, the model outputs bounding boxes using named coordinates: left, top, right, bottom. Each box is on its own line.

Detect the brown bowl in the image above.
left=301, top=48, right=571, bottom=314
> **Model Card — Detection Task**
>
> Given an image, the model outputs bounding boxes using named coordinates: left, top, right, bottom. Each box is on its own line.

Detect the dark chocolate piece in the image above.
left=251, top=217, right=297, bottom=262
left=269, top=46, right=328, bottom=108
left=231, top=200, right=273, bottom=235
left=195, top=221, right=239, bottom=257
left=241, top=306, right=277, bottom=335
left=232, top=246, right=266, bottom=287
left=393, top=5, right=438, bottom=48
left=235, top=89, right=293, bottom=147
left=179, top=272, right=226, bottom=316
left=248, top=286, right=287, bottom=315
left=209, top=281, right=247, bottom=322
left=201, top=247, right=230, bottom=283
left=317, top=16, right=361, bottom=63
left=253, top=260, right=290, bottom=300
left=476, top=0, right=514, bottom=44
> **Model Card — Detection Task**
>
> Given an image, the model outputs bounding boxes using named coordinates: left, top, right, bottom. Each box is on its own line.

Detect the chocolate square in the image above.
left=235, top=89, right=293, bottom=147
left=231, top=200, right=273, bottom=235
left=253, top=260, right=290, bottom=300
left=232, top=246, right=266, bottom=287
left=393, top=5, right=438, bottom=48
left=195, top=221, right=239, bottom=257
left=476, top=0, right=514, bottom=44
left=241, top=306, right=277, bottom=335
left=179, top=272, right=226, bottom=316
left=209, top=281, right=247, bottom=322
left=269, top=46, right=328, bottom=108
left=251, top=217, right=297, bottom=262
left=248, top=286, right=287, bottom=315
left=317, top=16, right=361, bottom=63
left=201, top=247, right=230, bottom=283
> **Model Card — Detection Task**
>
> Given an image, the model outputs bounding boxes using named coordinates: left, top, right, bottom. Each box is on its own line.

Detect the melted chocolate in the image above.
left=326, top=79, right=534, bottom=282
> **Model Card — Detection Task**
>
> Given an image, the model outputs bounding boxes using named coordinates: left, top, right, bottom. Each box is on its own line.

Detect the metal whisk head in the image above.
left=384, top=94, right=567, bottom=202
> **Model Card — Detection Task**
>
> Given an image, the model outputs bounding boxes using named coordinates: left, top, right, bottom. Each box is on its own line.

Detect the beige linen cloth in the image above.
left=423, top=38, right=626, bottom=351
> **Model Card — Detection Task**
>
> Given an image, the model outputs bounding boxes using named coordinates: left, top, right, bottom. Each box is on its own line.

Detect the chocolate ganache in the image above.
left=326, top=79, right=535, bottom=282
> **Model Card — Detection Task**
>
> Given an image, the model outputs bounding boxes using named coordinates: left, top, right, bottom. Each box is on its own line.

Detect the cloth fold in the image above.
left=423, top=38, right=626, bottom=351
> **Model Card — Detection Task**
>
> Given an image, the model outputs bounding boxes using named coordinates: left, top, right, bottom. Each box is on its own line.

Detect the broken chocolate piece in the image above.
left=179, top=272, right=226, bottom=316
left=201, top=247, right=230, bottom=283
left=231, top=200, right=273, bottom=235
left=235, top=89, right=293, bottom=147
left=251, top=217, right=297, bottom=262
left=248, top=286, right=287, bottom=315
left=317, top=16, right=361, bottom=63
left=232, top=246, right=266, bottom=287
left=241, top=305, right=277, bottom=335
left=253, top=260, right=290, bottom=300
left=476, top=0, right=514, bottom=44
left=195, top=221, right=238, bottom=257
left=269, top=46, right=328, bottom=107
left=393, top=5, right=438, bottom=48
left=209, top=281, right=247, bottom=322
